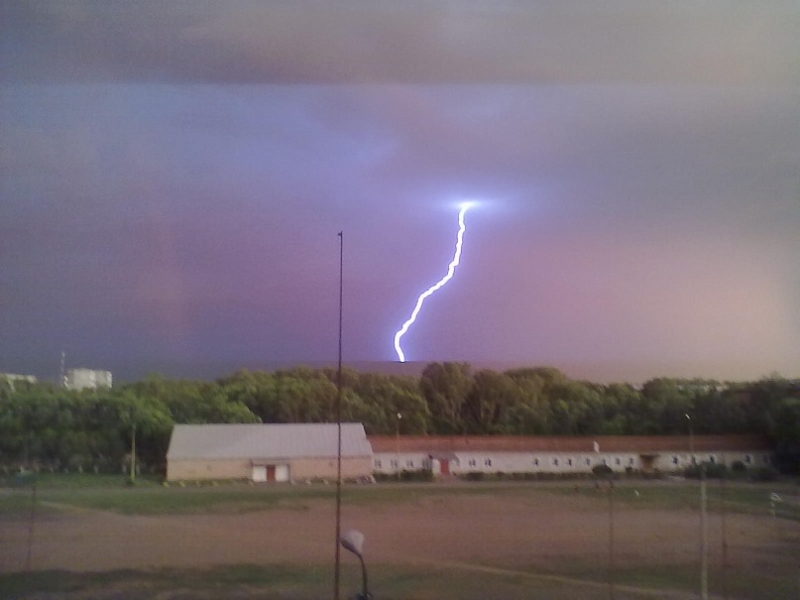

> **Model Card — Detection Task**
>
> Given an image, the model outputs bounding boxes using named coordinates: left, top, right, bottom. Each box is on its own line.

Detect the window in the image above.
left=567, top=458, right=573, bottom=466
left=615, top=458, right=621, bottom=466
left=484, top=458, right=492, bottom=467
left=628, top=458, right=634, bottom=465
left=553, top=458, right=559, bottom=466
left=533, top=458, right=539, bottom=466
left=602, top=458, right=607, bottom=465
left=672, top=456, right=679, bottom=465
left=708, top=456, right=715, bottom=464
left=585, top=458, right=591, bottom=466
left=390, top=460, right=398, bottom=468
left=406, top=459, right=414, bottom=468
left=468, top=459, right=476, bottom=467
left=745, top=455, right=752, bottom=464
left=374, top=460, right=382, bottom=468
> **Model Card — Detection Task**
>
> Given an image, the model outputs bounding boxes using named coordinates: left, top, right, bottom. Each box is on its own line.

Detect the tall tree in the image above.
left=420, top=362, right=473, bottom=433
left=463, top=370, right=520, bottom=434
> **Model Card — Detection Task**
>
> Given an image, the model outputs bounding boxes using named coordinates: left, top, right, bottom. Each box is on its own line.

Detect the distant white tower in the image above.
left=65, top=368, right=112, bottom=391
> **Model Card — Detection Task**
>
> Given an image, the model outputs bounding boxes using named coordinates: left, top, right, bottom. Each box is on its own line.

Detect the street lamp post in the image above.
left=686, top=413, right=707, bottom=600
left=395, top=412, right=402, bottom=481
left=341, top=529, right=372, bottom=600
left=608, top=478, right=615, bottom=600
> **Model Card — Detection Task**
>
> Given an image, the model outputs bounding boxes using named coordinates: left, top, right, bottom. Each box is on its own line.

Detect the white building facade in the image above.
left=368, top=435, right=772, bottom=478
left=0, top=373, right=38, bottom=391
left=65, top=368, right=112, bottom=390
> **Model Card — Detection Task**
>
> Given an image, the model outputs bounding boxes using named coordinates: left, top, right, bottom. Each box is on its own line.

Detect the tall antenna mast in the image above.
left=334, top=231, right=343, bottom=600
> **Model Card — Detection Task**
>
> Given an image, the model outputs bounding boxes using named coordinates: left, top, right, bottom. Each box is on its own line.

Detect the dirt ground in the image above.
left=1, top=485, right=798, bottom=598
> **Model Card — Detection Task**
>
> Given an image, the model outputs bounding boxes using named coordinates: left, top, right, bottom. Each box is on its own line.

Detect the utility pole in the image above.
left=334, top=231, right=343, bottom=600
left=700, top=465, right=708, bottom=600
left=720, top=477, right=728, bottom=600
left=686, top=413, right=707, bottom=599
left=130, top=423, right=136, bottom=485
left=608, top=478, right=615, bottom=600
left=396, top=412, right=402, bottom=480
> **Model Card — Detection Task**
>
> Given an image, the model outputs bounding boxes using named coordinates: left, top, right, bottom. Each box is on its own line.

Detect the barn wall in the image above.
left=289, top=456, right=372, bottom=480
left=167, top=459, right=251, bottom=481
left=167, top=456, right=373, bottom=482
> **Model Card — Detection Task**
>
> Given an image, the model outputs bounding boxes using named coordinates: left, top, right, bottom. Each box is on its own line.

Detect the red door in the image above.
left=440, top=459, right=450, bottom=476
left=267, top=466, right=276, bottom=481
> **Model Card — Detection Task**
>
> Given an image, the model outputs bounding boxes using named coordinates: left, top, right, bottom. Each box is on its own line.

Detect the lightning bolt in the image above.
left=393, top=202, right=474, bottom=362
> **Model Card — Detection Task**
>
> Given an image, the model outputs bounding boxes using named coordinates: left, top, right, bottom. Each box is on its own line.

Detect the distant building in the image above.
left=0, top=373, right=38, bottom=391
left=165, top=425, right=772, bottom=483
left=65, top=368, right=112, bottom=390
left=166, top=423, right=373, bottom=482
left=368, top=434, right=772, bottom=477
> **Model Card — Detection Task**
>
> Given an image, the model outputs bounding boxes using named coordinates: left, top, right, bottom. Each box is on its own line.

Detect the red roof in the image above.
left=367, top=434, right=770, bottom=454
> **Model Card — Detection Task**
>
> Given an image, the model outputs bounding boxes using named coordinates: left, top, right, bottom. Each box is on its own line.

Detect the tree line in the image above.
left=1, top=363, right=798, bottom=474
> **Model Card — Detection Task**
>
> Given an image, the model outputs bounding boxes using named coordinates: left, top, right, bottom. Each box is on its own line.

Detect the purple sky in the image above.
left=2, top=1, right=798, bottom=383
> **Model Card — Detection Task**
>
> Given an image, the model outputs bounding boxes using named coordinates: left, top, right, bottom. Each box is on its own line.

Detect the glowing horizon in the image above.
left=393, top=202, right=475, bottom=362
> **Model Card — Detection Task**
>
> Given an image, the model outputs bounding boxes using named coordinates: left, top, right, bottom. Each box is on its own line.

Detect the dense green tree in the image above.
left=420, top=362, right=473, bottom=433
left=350, top=372, right=430, bottom=434
left=1, top=365, right=796, bottom=475
left=463, top=370, right=519, bottom=434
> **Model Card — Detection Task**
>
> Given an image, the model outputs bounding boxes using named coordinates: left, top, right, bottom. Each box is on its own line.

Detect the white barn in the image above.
left=166, top=423, right=373, bottom=482
left=368, top=435, right=772, bottom=478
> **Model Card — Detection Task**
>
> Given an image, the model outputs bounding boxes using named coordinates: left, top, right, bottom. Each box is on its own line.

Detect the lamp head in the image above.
left=340, top=529, right=365, bottom=557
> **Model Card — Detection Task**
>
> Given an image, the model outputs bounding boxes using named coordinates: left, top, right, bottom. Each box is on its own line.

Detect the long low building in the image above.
left=367, top=434, right=773, bottom=477
left=166, top=423, right=373, bottom=482
left=165, top=425, right=772, bottom=482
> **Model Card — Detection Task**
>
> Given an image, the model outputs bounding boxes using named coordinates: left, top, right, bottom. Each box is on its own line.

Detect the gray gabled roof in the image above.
left=167, top=423, right=372, bottom=461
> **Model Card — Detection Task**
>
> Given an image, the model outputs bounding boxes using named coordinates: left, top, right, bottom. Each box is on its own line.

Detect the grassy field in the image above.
left=1, top=476, right=798, bottom=599
left=0, top=564, right=627, bottom=600
left=3, top=474, right=798, bottom=518
left=2, top=560, right=798, bottom=600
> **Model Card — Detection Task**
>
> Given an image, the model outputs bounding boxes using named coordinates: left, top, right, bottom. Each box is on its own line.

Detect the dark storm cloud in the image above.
left=2, top=1, right=799, bottom=382
left=3, top=1, right=798, bottom=85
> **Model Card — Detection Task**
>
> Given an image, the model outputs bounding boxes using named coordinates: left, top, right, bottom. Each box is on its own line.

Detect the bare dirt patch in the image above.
left=1, top=483, right=797, bottom=599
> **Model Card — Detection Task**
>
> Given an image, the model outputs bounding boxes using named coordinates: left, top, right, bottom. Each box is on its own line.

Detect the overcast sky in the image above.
left=2, top=1, right=798, bottom=383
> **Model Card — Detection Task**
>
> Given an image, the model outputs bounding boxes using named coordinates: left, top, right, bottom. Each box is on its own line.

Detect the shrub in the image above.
left=592, top=464, right=613, bottom=478
left=399, top=469, right=434, bottom=482
left=752, top=466, right=779, bottom=482
left=684, top=462, right=728, bottom=479
left=463, top=471, right=484, bottom=481
left=374, top=470, right=432, bottom=483
left=731, top=460, right=747, bottom=473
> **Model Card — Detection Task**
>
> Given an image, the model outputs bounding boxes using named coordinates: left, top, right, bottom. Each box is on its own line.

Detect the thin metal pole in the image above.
left=359, top=553, right=369, bottom=599
left=25, top=482, right=36, bottom=574
left=720, top=477, right=728, bottom=600
left=700, top=467, right=708, bottom=600
left=608, top=479, right=615, bottom=600
left=396, top=412, right=401, bottom=481
left=334, top=231, right=343, bottom=600
left=130, top=423, right=136, bottom=485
